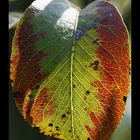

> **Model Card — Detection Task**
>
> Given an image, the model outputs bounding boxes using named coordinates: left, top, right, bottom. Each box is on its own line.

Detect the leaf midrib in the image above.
left=70, top=11, right=79, bottom=139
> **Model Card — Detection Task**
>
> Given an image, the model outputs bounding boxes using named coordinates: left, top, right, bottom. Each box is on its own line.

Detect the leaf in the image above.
left=10, top=0, right=130, bottom=140
left=9, top=12, right=22, bottom=29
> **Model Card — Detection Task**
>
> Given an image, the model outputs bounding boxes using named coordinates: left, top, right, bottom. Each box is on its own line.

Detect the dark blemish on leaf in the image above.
left=86, top=90, right=90, bottom=94
left=90, top=63, right=94, bottom=66
left=19, top=105, right=22, bottom=108
left=87, top=137, right=91, bottom=140
left=44, top=95, right=47, bottom=97
left=84, top=97, right=87, bottom=100
left=49, top=130, right=52, bottom=132
left=72, top=73, right=74, bottom=76
left=63, top=121, right=65, bottom=123
left=52, top=132, right=60, bottom=136
left=68, top=130, right=72, bottom=133
left=123, top=96, right=127, bottom=103
left=73, top=84, right=76, bottom=88
left=28, top=94, right=33, bottom=99
left=40, top=103, right=43, bottom=106
left=93, top=66, right=98, bottom=70
left=125, top=43, right=128, bottom=46
left=92, top=39, right=99, bottom=44
left=62, top=114, right=66, bottom=118
left=56, top=126, right=59, bottom=129
left=35, top=85, right=40, bottom=89
left=66, top=111, right=70, bottom=114
left=41, top=132, right=45, bottom=135
left=10, top=79, right=13, bottom=83
left=48, top=123, right=53, bottom=126
left=85, top=108, right=87, bottom=111
left=76, top=136, right=79, bottom=139
left=94, top=60, right=99, bottom=65
left=69, top=92, right=71, bottom=94
left=54, top=133, right=60, bottom=136
left=34, top=127, right=40, bottom=131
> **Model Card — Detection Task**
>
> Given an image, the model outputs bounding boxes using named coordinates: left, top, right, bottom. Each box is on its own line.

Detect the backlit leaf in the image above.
left=10, top=0, right=130, bottom=140
left=9, top=12, right=22, bottom=29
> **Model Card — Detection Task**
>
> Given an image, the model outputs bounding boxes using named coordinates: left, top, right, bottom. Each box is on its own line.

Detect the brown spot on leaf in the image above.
left=87, top=137, right=91, bottom=140
left=34, top=126, right=40, bottom=131
left=86, top=90, right=90, bottom=94
left=48, top=123, right=53, bottom=126
left=28, top=94, right=33, bottom=99
left=73, top=84, right=76, bottom=88
left=62, top=114, right=66, bottom=118
left=84, top=97, right=87, bottom=100
left=68, top=130, right=72, bottom=133
left=93, top=66, right=98, bottom=70
left=56, top=126, right=59, bottom=129
left=76, top=136, right=80, bottom=139
left=93, top=39, right=99, bottom=44
left=123, top=96, right=127, bottom=103
left=90, top=63, right=94, bottom=66
left=94, top=60, right=99, bottom=65
left=66, top=111, right=70, bottom=114
left=35, top=85, right=40, bottom=89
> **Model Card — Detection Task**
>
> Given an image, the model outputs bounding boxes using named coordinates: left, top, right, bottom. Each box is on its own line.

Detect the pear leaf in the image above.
left=10, top=0, right=130, bottom=140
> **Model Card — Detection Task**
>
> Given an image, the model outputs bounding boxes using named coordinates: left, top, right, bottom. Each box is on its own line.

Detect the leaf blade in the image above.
left=10, top=0, right=130, bottom=140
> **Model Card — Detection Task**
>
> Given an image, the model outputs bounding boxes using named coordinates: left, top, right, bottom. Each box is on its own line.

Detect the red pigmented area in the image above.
left=29, top=88, right=55, bottom=124
left=86, top=1, right=130, bottom=140
left=10, top=7, right=49, bottom=106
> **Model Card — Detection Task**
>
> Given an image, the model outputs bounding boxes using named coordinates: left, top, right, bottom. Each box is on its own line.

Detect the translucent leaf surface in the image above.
left=10, top=0, right=130, bottom=140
